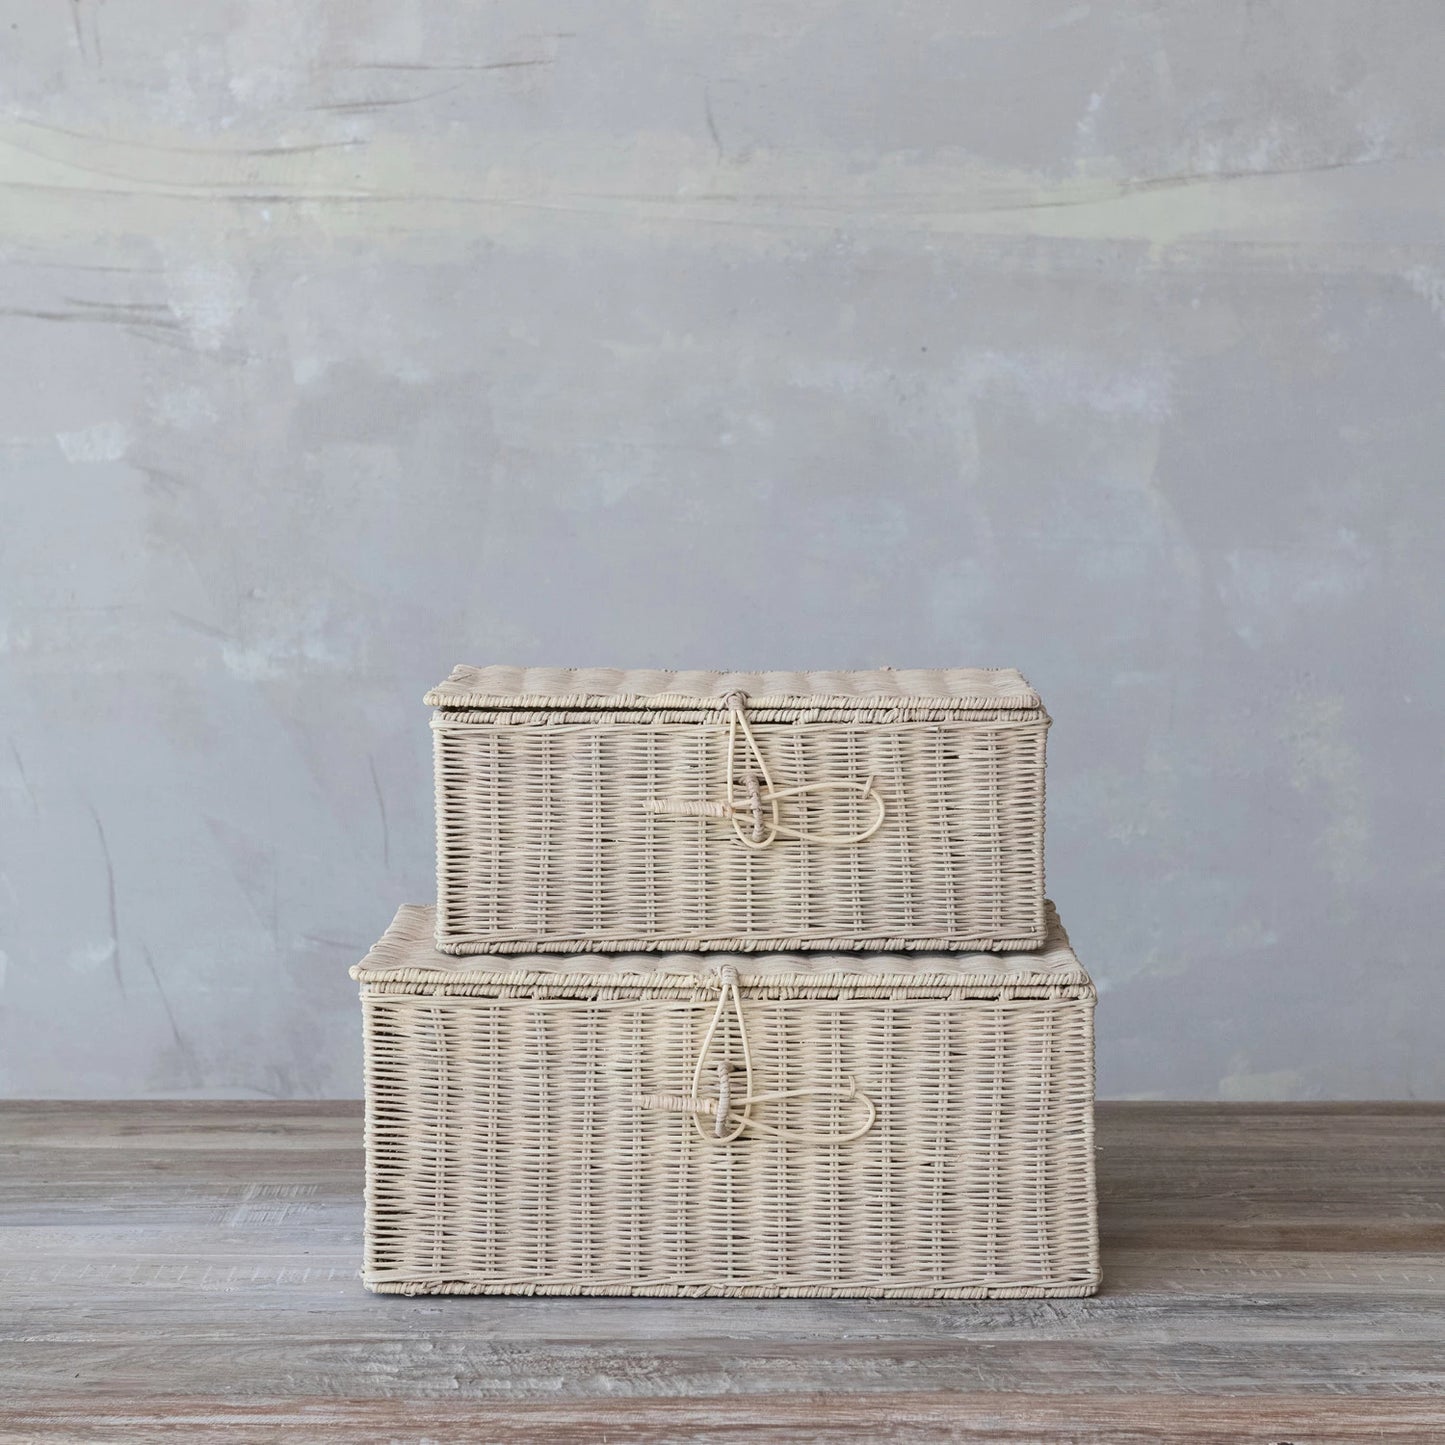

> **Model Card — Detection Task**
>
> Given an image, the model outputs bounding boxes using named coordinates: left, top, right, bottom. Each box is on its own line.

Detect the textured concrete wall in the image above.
left=3, top=2, right=1443, bottom=1098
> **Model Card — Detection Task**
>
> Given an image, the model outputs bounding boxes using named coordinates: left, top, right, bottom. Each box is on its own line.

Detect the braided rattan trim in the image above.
left=353, top=902, right=1086, bottom=987
left=361, top=981, right=1097, bottom=1002
left=426, top=665, right=1041, bottom=712
left=432, top=708, right=1048, bottom=726
left=367, top=1280, right=1101, bottom=1298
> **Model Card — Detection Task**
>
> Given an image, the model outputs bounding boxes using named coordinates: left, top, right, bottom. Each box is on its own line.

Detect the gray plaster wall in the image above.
left=3, top=2, right=1443, bottom=1099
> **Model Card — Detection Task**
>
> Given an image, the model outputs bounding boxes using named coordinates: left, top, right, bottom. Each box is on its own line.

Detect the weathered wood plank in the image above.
left=2, top=1391, right=1442, bottom=1443
left=6, top=1336, right=1445, bottom=1400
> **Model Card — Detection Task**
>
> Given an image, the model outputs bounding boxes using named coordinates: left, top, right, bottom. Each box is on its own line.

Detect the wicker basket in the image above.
left=354, top=901, right=1097, bottom=1298
left=427, top=666, right=1049, bottom=954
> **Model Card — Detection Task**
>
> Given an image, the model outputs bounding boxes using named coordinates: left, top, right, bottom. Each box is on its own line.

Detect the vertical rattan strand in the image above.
left=931, top=1006, right=952, bottom=1284
left=1032, top=1003, right=1055, bottom=1284
left=931, top=728, right=958, bottom=936
left=985, top=726, right=1003, bottom=935
left=889, top=731, right=915, bottom=937
left=986, top=1004, right=1007, bottom=1286
left=844, top=727, right=865, bottom=940
left=428, top=1005, right=449, bottom=1278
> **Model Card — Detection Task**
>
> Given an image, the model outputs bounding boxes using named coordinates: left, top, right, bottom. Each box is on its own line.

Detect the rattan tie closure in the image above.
left=635, top=962, right=878, bottom=1146
left=643, top=692, right=888, bottom=850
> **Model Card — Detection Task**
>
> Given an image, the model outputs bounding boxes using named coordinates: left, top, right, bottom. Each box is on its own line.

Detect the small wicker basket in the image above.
left=427, top=666, right=1049, bottom=955
left=354, top=901, right=1097, bottom=1299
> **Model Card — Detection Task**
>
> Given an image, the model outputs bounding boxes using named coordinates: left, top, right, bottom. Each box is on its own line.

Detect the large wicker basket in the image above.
left=427, top=666, right=1049, bottom=955
left=354, top=901, right=1097, bottom=1298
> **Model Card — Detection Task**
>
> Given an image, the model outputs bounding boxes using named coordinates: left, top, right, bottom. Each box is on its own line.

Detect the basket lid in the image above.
left=351, top=902, right=1088, bottom=989
left=425, top=665, right=1041, bottom=712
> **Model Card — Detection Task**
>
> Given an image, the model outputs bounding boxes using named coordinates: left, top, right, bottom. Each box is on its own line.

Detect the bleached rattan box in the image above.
left=427, top=666, right=1049, bottom=954
left=354, top=901, right=1097, bottom=1298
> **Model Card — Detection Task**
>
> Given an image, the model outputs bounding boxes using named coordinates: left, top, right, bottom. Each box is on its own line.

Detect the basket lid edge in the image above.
left=351, top=903, right=1090, bottom=987
left=424, top=664, right=1043, bottom=712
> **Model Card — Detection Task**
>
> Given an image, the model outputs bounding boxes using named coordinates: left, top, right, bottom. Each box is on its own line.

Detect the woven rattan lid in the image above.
left=351, top=902, right=1087, bottom=989
left=425, top=665, right=1040, bottom=713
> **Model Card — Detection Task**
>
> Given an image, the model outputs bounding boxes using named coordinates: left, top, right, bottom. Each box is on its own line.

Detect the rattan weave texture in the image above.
left=354, top=903, right=1097, bottom=1298
left=429, top=666, right=1049, bottom=954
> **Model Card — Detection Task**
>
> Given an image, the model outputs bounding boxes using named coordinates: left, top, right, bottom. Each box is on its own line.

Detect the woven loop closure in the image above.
left=636, top=961, right=878, bottom=1148
left=643, top=692, right=888, bottom=850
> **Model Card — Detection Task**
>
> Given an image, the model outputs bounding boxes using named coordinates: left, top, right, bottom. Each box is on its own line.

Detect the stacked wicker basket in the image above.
left=353, top=667, right=1098, bottom=1297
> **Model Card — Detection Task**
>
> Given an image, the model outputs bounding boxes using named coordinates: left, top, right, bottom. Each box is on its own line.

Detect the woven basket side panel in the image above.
left=363, top=990, right=1096, bottom=1296
left=434, top=719, right=1046, bottom=952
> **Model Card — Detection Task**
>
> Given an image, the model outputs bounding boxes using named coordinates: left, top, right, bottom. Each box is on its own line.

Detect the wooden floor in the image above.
left=2, top=1104, right=1442, bottom=1443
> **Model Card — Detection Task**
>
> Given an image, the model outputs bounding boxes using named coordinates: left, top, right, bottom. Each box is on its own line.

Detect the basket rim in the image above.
left=351, top=901, right=1089, bottom=989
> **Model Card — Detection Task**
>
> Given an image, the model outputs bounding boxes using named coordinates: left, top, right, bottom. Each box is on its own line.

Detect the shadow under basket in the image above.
left=353, top=901, right=1098, bottom=1299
